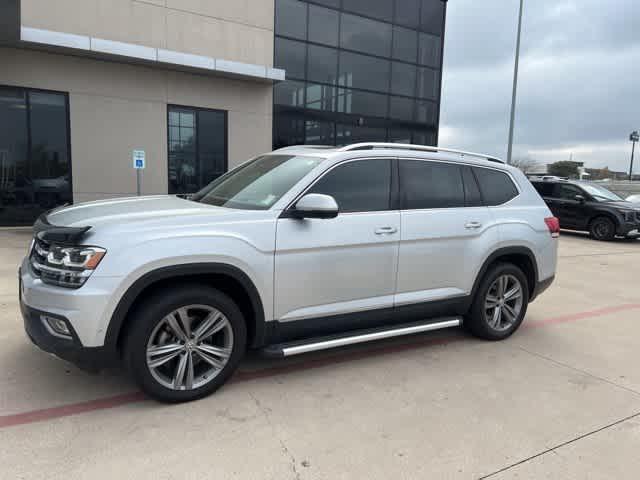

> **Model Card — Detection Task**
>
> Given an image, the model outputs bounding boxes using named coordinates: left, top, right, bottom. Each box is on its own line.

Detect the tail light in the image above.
left=545, top=217, right=560, bottom=238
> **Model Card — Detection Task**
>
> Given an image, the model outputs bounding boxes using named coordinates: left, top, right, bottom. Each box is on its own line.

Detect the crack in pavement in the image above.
left=516, top=345, right=640, bottom=398
left=477, top=411, right=640, bottom=479
left=248, top=390, right=301, bottom=480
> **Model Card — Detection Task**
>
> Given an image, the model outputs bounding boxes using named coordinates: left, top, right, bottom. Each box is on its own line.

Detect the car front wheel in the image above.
left=589, top=216, right=616, bottom=241
left=125, top=285, right=246, bottom=403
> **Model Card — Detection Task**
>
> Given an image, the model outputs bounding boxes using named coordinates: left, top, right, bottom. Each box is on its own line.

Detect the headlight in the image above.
left=30, top=241, right=106, bottom=288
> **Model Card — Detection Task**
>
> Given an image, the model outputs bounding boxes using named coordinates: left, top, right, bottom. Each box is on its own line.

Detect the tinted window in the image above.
left=336, top=124, right=387, bottom=145
left=306, top=84, right=336, bottom=111
left=275, top=0, right=307, bottom=40
left=307, top=45, right=338, bottom=84
left=395, top=0, right=421, bottom=29
left=0, top=88, right=72, bottom=226
left=340, top=13, right=392, bottom=57
left=391, top=62, right=417, bottom=96
left=420, top=0, right=445, bottom=35
left=168, top=106, right=227, bottom=195
left=309, top=159, right=391, bottom=212
left=462, top=167, right=483, bottom=207
left=416, top=99, right=437, bottom=124
left=339, top=51, right=390, bottom=93
left=274, top=80, right=305, bottom=107
left=400, top=160, right=465, bottom=209
left=337, top=89, right=388, bottom=118
left=343, top=0, right=393, bottom=21
left=418, top=33, right=441, bottom=67
left=417, top=67, right=439, bottom=99
left=305, top=120, right=335, bottom=145
left=274, top=38, right=306, bottom=80
left=389, top=96, right=415, bottom=121
left=531, top=182, right=554, bottom=197
left=392, top=26, right=418, bottom=63
left=308, top=5, right=339, bottom=46
left=473, top=168, right=519, bottom=206
left=556, top=184, right=584, bottom=200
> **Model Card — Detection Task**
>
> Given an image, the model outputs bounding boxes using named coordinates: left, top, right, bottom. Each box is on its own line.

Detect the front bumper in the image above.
left=19, top=267, right=120, bottom=371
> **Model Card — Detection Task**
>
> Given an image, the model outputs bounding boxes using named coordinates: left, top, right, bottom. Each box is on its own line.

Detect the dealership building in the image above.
left=0, top=0, right=446, bottom=225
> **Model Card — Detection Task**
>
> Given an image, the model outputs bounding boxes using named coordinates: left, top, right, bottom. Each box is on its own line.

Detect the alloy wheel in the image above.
left=484, top=274, right=524, bottom=332
left=146, top=305, right=234, bottom=391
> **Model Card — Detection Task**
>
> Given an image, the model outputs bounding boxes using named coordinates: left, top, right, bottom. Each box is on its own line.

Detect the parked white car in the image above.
left=20, top=143, right=559, bottom=402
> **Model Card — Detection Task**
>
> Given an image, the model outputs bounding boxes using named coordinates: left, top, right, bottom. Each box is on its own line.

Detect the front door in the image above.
left=553, top=183, right=587, bottom=229
left=274, top=158, right=400, bottom=340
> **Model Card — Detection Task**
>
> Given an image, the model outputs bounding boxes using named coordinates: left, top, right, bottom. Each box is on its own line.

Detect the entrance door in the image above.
left=0, top=87, right=72, bottom=226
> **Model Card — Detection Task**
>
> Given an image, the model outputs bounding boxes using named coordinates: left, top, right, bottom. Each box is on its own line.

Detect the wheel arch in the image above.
left=105, top=263, right=267, bottom=355
left=471, top=247, right=539, bottom=301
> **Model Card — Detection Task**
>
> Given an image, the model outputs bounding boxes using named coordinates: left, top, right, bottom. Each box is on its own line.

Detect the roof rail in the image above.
left=336, top=143, right=504, bottom=164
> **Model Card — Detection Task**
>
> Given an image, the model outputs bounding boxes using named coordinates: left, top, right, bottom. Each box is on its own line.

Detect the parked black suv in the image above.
left=531, top=179, right=640, bottom=240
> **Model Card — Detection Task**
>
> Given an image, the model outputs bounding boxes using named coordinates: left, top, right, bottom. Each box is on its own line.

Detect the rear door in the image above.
left=395, top=160, right=497, bottom=313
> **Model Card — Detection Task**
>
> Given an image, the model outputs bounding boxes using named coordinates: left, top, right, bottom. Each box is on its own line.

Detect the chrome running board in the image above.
left=262, top=317, right=462, bottom=357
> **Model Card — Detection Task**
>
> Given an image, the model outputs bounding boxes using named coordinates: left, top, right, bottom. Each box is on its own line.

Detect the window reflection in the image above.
left=0, top=87, right=71, bottom=226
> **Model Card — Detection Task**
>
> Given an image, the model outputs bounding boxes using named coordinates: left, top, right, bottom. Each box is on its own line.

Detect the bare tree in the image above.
left=510, top=156, right=538, bottom=174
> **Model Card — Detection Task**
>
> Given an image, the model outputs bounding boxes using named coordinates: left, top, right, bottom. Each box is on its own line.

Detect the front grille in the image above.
left=30, top=238, right=50, bottom=278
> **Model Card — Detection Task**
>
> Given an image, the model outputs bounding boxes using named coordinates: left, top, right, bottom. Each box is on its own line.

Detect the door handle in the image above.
left=465, top=222, right=482, bottom=230
left=375, top=227, right=398, bottom=235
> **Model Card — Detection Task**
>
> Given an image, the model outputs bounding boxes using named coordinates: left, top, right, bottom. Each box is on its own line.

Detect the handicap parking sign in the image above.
left=133, top=150, right=146, bottom=169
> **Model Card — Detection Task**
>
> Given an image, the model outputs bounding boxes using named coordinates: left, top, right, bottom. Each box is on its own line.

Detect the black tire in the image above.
left=589, top=216, right=616, bottom=241
left=124, top=284, right=246, bottom=403
left=465, top=263, right=529, bottom=341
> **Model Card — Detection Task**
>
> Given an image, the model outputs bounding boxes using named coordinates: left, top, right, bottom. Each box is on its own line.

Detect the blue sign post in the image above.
left=132, top=150, right=145, bottom=196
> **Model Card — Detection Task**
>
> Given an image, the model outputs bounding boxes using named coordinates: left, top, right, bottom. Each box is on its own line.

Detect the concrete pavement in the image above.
left=1, top=228, right=639, bottom=479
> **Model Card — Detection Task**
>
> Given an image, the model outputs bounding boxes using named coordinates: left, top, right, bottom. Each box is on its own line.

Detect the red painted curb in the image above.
left=2, top=303, right=639, bottom=429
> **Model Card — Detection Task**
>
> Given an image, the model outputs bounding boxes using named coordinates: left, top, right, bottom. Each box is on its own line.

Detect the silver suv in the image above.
left=19, top=143, right=559, bottom=402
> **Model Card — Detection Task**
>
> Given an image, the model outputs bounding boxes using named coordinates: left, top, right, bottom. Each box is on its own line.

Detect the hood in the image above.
left=46, top=195, right=234, bottom=228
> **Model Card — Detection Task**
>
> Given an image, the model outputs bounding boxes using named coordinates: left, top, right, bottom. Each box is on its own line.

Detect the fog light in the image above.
left=41, top=315, right=72, bottom=339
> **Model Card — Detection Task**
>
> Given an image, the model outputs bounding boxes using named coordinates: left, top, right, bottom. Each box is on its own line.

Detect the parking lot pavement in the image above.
left=1, top=228, right=639, bottom=479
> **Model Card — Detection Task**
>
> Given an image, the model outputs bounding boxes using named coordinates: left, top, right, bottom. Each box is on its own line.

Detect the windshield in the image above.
left=191, top=155, right=325, bottom=210
left=579, top=183, right=624, bottom=202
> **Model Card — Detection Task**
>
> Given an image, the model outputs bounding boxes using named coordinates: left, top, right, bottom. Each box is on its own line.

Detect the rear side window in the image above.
left=400, top=160, right=465, bottom=209
left=531, top=182, right=554, bottom=197
left=473, top=167, right=519, bottom=206
left=308, top=159, right=391, bottom=212
left=462, top=166, right=483, bottom=207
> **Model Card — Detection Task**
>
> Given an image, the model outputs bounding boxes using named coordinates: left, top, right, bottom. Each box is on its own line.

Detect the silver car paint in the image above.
left=20, top=146, right=557, bottom=348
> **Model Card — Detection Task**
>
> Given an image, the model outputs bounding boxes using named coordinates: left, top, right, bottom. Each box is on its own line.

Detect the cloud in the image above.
left=439, top=0, right=640, bottom=171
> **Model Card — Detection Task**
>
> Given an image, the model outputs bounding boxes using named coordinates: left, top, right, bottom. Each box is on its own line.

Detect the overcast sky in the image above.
left=439, top=0, right=640, bottom=171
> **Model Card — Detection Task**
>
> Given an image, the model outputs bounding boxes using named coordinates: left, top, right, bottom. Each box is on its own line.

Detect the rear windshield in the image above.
left=191, top=155, right=325, bottom=210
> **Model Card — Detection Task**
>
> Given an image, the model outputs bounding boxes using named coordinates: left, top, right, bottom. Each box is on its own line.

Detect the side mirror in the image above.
left=291, top=194, right=339, bottom=219
left=575, top=194, right=586, bottom=203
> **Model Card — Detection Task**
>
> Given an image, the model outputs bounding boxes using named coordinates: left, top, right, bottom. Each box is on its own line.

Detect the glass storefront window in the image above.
left=0, top=87, right=71, bottom=226
left=273, top=0, right=445, bottom=148
left=167, top=106, right=227, bottom=195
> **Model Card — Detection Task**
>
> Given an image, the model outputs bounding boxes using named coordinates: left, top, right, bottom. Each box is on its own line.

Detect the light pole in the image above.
left=507, top=0, right=524, bottom=165
left=630, top=131, right=639, bottom=181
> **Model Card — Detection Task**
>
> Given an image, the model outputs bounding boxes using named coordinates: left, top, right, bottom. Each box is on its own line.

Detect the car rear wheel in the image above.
left=466, top=263, right=529, bottom=341
left=125, top=285, right=246, bottom=403
left=589, top=216, right=616, bottom=241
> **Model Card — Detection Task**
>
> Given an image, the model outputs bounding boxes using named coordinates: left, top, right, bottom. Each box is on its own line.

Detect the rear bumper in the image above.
left=531, top=275, right=555, bottom=302
left=19, top=271, right=118, bottom=371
